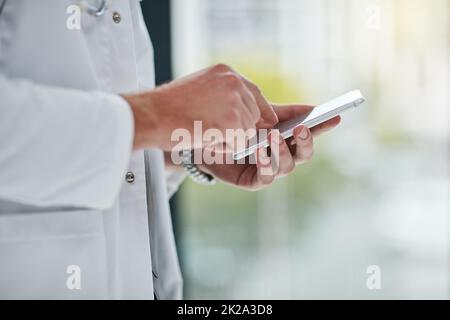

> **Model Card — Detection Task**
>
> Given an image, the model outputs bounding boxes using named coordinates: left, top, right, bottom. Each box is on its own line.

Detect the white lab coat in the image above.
left=0, top=0, right=184, bottom=299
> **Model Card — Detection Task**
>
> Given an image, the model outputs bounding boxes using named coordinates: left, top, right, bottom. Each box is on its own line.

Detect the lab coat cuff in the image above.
left=99, top=93, right=135, bottom=207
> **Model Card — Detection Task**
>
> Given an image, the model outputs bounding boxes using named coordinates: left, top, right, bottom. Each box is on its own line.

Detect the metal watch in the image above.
left=180, top=150, right=216, bottom=185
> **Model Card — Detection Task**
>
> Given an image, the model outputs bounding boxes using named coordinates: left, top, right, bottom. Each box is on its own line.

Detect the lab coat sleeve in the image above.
left=165, top=170, right=186, bottom=199
left=0, top=75, right=134, bottom=209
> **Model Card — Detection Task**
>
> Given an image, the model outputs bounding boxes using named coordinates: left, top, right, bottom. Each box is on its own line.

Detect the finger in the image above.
left=292, top=125, right=314, bottom=164
left=222, top=101, right=252, bottom=154
left=236, top=83, right=261, bottom=123
left=240, top=76, right=278, bottom=127
left=229, top=117, right=255, bottom=155
left=222, top=72, right=260, bottom=123
left=310, top=116, right=341, bottom=136
left=235, top=92, right=257, bottom=130
left=270, top=129, right=295, bottom=177
left=256, top=147, right=275, bottom=185
left=272, top=104, right=314, bottom=122
left=233, top=92, right=260, bottom=155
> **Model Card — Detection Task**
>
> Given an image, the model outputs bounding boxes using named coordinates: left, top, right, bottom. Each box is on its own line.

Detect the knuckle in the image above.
left=249, top=82, right=262, bottom=94
left=223, top=73, right=242, bottom=89
left=212, top=63, right=232, bottom=73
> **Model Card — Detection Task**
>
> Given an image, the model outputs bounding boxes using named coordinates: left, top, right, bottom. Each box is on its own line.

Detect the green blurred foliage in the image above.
left=210, top=54, right=303, bottom=103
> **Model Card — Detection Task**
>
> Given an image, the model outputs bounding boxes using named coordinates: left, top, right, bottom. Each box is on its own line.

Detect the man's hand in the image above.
left=198, top=104, right=341, bottom=190
left=122, top=64, right=278, bottom=151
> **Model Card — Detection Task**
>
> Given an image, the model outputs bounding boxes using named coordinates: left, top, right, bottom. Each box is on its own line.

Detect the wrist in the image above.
left=121, top=92, right=159, bottom=150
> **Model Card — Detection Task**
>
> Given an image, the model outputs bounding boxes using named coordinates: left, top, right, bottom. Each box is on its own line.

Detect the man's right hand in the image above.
left=122, top=64, right=278, bottom=151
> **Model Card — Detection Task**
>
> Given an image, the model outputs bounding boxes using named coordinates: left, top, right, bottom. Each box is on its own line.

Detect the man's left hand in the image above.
left=198, top=104, right=341, bottom=190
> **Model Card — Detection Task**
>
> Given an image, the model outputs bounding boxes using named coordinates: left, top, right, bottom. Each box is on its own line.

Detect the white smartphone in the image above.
left=233, top=90, right=366, bottom=160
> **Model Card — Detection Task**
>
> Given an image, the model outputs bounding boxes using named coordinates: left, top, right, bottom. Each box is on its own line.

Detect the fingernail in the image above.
left=299, top=126, right=309, bottom=140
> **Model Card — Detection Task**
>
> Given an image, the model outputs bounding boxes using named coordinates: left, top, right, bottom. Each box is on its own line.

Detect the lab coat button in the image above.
left=112, top=12, right=121, bottom=24
left=125, top=171, right=135, bottom=184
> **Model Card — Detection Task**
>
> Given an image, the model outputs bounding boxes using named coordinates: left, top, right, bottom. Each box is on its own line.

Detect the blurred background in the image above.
left=144, top=0, right=449, bottom=299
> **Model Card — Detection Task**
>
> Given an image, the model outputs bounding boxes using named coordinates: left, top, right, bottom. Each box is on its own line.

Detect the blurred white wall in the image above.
left=171, top=0, right=449, bottom=299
